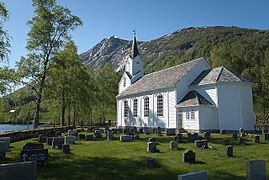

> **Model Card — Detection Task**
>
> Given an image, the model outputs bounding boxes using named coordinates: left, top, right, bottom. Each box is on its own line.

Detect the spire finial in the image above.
left=131, top=31, right=139, bottom=58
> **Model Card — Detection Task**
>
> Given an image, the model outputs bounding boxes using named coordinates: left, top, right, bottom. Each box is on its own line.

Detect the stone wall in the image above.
left=0, top=126, right=68, bottom=142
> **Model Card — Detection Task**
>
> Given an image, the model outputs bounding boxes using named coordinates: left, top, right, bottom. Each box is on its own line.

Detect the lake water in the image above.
left=0, top=124, right=46, bottom=133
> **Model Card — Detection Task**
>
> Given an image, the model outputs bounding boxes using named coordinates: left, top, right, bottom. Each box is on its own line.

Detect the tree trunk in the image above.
left=33, top=95, right=42, bottom=128
left=73, top=107, right=76, bottom=128
left=68, top=102, right=71, bottom=127
left=61, top=90, right=66, bottom=126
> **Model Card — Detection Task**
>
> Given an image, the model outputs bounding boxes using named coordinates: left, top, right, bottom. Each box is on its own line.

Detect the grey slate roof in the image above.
left=176, top=90, right=213, bottom=107
left=131, top=33, right=139, bottom=59
left=191, top=66, right=247, bottom=86
left=117, top=57, right=204, bottom=98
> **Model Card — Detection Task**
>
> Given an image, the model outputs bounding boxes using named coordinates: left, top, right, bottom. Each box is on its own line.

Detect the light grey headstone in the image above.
left=178, top=171, right=208, bottom=180
left=120, top=135, right=133, bottom=142
left=246, top=160, right=266, bottom=180
left=0, top=161, right=37, bottom=180
left=65, top=136, right=76, bottom=144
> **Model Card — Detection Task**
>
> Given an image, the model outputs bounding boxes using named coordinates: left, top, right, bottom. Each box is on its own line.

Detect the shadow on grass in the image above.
left=211, top=170, right=244, bottom=180
left=38, top=156, right=178, bottom=180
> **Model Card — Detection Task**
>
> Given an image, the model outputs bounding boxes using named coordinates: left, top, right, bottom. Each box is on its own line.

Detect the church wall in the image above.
left=176, top=58, right=211, bottom=103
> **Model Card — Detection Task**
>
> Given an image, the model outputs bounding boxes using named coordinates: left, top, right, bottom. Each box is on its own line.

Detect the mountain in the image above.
left=80, top=26, right=269, bottom=73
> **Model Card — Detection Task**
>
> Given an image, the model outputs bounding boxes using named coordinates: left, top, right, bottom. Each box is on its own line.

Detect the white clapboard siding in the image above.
left=181, top=108, right=199, bottom=130
left=196, top=86, right=218, bottom=106
left=198, top=106, right=218, bottom=130
left=217, top=83, right=241, bottom=130
left=176, top=58, right=211, bottom=103
left=168, top=90, right=177, bottom=128
left=239, top=84, right=254, bottom=130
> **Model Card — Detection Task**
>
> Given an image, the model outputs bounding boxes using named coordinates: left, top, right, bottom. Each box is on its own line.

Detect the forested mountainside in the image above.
left=81, top=26, right=269, bottom=113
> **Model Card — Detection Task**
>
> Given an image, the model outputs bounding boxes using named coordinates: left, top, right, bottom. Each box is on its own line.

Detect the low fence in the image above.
left=0, top=126, right=68, bottom=142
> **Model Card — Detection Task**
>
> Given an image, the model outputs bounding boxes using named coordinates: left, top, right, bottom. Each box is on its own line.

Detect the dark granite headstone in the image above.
left=143, top=129, right=150, bottom=135
left=194, top=139, right=208, bottom=149
left=147, top=142, right=157, bottom=153
left=62, top=144, right=70, bottom=153
left=148, top=137, right=157, bottom=142
left=156, top=127, right=161, bottom=135
left=187, top=133, right=198, bottom=142
left=55, top=131, right=62, bottom=137
left=38, top=134, right=48, bottom=143
left=246, top=160, right=266, bottom=180
left=182, top=150, right=195, bottom=164
left=23, top=143, right=44, bottom=150
left=203, top=132, right=211, bottom=140
left=225, top=145, right=233, bottom=157
left=232, top=133, right=238, bottom=138
left=174, top=133, right=183, bottom=142
left=220, top=129, right=226, bottom=135
left=223, top=139, right=229, bottom=146
left=237, top=137, right=244, bottom=145
left=134, top=133, right=140, bottom=139
left=85, top=134, right=94, bottom=141
left=0, top=161, right=37, bottom=180
left=52, top=137, right=64, bottom=149
left=166, top=129, right=176, bottom=136
left=145, top=158, right=156, bottom=168
left=170, top=141, right=178, bottom=150
left=79, top=134, right=86, bottom=140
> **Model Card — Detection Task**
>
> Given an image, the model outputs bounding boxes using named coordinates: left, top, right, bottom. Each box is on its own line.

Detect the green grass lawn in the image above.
left=1, top=133, right=269, bottom=180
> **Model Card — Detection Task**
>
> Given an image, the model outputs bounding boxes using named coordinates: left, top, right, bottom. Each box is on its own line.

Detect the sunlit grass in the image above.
left=1, top=132, right=269, bottom=179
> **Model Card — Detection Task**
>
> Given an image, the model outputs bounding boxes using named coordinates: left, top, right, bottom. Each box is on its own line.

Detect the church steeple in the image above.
left=131, top=31, right=139, bottom=58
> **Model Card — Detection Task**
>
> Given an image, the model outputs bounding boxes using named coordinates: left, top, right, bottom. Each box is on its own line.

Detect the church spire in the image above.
left=131, top=31, right=139, bottom=58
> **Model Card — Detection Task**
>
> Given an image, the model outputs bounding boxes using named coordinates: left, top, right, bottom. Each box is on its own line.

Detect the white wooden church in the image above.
left=116, top=34, right=254, bottom=132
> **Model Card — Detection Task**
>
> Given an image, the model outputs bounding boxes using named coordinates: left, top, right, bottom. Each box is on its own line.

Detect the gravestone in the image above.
left=68, top=129, right=75, bottom=136
left=194, top=139, right=208, bottom=149
left=203, top=132, right=210, bottom=140
left=52, top=137, right=65, bottom=149
left=237, top=137, right=244, bottom=145
left=0, top=161, right=37, bottom=180
left=232, top=133, right=237, bottom=138
left=239, top=128, right=244, bottom=134
left=65, top=136, right=76, bottom=144
left=240, top=132, right=246, bottom=137
left=79, top=134, right=86, bottom=140
left=170, top=141, right=178, bottom=150
left=220, top=129, right=226, bottom=135
left=253, top=135, right=260, bottom=143
left=156, top=127, right=162, bottom=135
left=145, top=158, right=156, bottom=168
left=139, top=128, right=144, bottom=134
left=187, top=133, right=198, bottom=142
left=143, top=129, right=150, bottom=135
left=21, top=143, right=48, bottom=167
left=94, top=130, right=102, bottom=138
left=134, top=133, right=140, bottom=139
left=120, top=135, right=133, bottom=142
left=133, top=127, right=138, bottom=134
left=178, top=171, right=208, bottom=180
left=182, top=150, right=195, bottom=164
left=106, top=131, right=113, bottom=140
left=223, top=139, right=229, bottom=146
left=166, top=129, right=176, bottom=136
left=38, top=134, right=48, bottom=143
left=0, top=137, right=10, bottom=148
left=85, top=134, right=94, bottom=141
left=0, top=141, right=9, bottom=158
left=174, top=133, right=183, bottom=142
left=55, top=131, right=61, bottom=137
left=23, top=143, right=44, bottom=150
left=62, top=144, right=70, bottom=153
left=224, top=145, right=233, bottom=157
left=246, top=160, right=266, bottom=180
left=148, top=137, right=157, bottom=142
left=263, top=133, right=269, bottom=141
left=47, top=137, right=53, bottom=145
left=147, top=142, right=157, bottom=153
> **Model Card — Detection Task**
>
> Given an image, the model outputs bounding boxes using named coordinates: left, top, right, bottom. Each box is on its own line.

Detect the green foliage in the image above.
left=15, top=0, right=82, bottom=128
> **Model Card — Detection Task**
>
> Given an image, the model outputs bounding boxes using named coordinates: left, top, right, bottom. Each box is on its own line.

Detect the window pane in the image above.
left=124, top=101, right=128, bottom=117
left=133, top=99, right=137, bottom=117
left=157, top=95, right=163, bottom=116
left=144, top=97, right=149, bottom=117
left=191, top=110, right=195, bottom=119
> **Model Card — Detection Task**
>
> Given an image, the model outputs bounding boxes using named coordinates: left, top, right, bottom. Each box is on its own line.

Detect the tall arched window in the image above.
left=133, top=99, right=137, bottom=117
left=124, top=101, right=128, bottom=118
left=157, top=94, right=163, bottom=116
left=144, top=97, right=149, bottom=117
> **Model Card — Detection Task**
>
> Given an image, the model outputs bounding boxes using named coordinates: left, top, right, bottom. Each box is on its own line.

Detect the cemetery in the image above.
left=0, top=127, right=268, bottom=179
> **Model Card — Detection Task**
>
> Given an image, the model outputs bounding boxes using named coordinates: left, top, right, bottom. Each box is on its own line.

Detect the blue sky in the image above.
left=2, top=0, right=269, bottom=67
